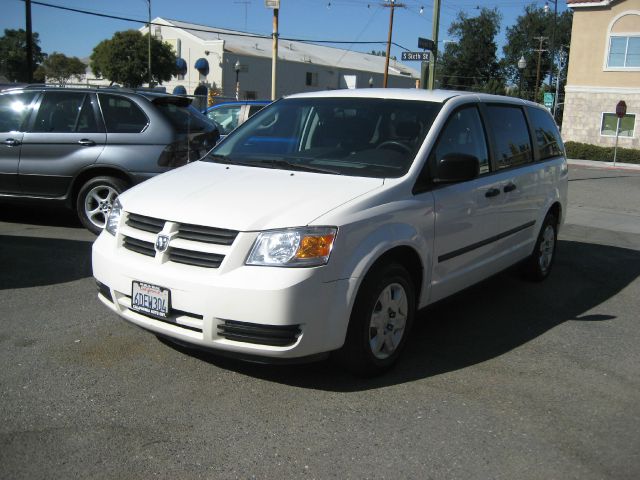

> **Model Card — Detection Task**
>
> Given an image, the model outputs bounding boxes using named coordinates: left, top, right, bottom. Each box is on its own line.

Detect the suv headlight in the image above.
left=246, top=227, right=337, bottom=267
left=105, top=198, right=123, bottom=236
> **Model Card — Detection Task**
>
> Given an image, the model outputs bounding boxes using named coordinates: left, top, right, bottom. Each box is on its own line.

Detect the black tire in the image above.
left=76, top=176, right=128, bottom=235
left=338, top=263, right=415, bottom=376
left=522, top=212, right=558, bottom=281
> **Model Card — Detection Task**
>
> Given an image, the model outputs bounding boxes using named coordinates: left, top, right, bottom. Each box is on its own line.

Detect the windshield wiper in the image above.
left=254, top=158, right=342, bottom=175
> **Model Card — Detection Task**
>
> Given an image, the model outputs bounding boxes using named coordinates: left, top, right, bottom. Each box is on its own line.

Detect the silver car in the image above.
left=0, top=86, right=219, bottom=233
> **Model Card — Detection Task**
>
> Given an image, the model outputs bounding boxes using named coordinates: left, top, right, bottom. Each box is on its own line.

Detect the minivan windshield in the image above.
left=204, top=97, right=441, bottom=178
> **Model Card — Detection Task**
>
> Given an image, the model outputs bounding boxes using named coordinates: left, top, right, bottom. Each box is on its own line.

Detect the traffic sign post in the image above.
left=613, top=100, right=627, bottom=167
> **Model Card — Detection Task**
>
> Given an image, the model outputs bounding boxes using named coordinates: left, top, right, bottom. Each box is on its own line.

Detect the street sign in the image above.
left=543, top=92, right=554, bottom=109
left=616, top=100, right=627, bottom=118
left=401, top=51, right=431, bottom=62
left=418, top=37, right=435, bottom=52
left=265, top=0, right=280, bottom=8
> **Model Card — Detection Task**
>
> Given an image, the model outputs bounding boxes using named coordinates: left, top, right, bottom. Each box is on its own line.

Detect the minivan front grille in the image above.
left=217, top=320, right=301, bottom=347
left=168, top=247, right=224, bottom=268
left=176, top=223, right=238, bottom=245
left=126, top=213, right=164, bottom=234
left=123, top=236, right=155, bottom=257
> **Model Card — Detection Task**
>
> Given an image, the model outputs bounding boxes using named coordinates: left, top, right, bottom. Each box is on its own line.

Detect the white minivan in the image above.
left=92, top=89, right=568, bottom=375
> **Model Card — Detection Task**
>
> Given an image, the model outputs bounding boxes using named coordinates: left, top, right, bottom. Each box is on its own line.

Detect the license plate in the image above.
left=131, top=281, right=171, bottom=318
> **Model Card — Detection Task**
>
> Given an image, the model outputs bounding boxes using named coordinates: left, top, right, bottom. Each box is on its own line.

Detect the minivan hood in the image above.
left=120, top=161, right=384, bottom=231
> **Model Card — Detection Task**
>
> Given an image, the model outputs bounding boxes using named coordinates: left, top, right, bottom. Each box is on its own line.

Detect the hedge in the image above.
left=565, top=141, right=640, bottom=164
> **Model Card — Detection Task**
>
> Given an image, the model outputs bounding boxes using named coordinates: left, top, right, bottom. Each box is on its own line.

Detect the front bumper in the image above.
left=92, top=231, right=354, bottom=359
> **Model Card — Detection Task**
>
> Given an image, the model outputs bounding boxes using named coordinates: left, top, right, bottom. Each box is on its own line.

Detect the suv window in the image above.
left=432, top=106, right=490, bottom=174
left=154, top=102, right=212, bottom=134
left=0, top=92, right=38, bottom=132
left=528, top=107, right=564, bottom=161
left=33, top=92, right=98, bottom=133
left=485, top=105, right=533, bottom=169
left=98, top=94, right=148, bottom=133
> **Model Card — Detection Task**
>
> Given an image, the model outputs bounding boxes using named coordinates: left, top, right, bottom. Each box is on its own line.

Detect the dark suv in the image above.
left=0, top=86, right=219, bottom=233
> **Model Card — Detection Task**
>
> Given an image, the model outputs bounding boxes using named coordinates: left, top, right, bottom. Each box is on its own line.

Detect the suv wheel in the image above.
left=76, top=176, right=128, bottom=234
left=338, top=263, right=415, bottom=376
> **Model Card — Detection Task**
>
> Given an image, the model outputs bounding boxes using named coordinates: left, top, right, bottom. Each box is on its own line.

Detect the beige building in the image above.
left=563, top=0, right=640, bottom=148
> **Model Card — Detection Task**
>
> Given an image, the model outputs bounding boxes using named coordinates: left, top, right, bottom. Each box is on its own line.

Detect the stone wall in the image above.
left=562, top=89, right=640, bottom=149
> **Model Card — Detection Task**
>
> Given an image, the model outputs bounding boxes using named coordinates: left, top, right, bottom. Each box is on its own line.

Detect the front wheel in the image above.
left=338, top=263, right=415, bottom=376
left=76, top=176, right=128, bottom=234
left=522, top=212, right=558, bottom=281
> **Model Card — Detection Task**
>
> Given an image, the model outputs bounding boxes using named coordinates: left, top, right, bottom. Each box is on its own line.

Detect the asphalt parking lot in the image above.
left=1, top=164, right=639, bottom=479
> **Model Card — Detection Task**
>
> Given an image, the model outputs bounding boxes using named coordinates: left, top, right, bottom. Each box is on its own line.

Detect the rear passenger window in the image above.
left=433, top=106, right=490, bottom=174
left=33, top=92, right=97, bottom=133
left=528, top=107, right=564, bottom=160
left=486, top=105, right=532, bottom=169
left=98, top=94, right=148, bottom=133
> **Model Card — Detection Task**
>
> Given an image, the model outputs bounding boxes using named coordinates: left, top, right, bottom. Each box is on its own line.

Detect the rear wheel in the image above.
left=522, top=212, right=558, bottom=281
left=339, top=263, right=415, bottom=376
left=76, top=176, right=127, bottom=234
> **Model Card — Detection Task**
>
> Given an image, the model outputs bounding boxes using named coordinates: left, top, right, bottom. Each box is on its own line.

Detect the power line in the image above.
left=23, top=0, right=408, bottom=48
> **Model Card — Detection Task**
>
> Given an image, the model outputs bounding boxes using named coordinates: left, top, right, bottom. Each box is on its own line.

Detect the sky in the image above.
left=3, top=0, right=568, bottom=67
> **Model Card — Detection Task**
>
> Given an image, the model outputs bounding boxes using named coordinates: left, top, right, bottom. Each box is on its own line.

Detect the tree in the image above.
left=36, top=52, right=86, bottom=85
left=502, top=5, right=572, bottom=101
left=440, top=8, right=503, bottom=92
left=90, top=30, right=176, bottom=88
left=0, top=29, right=46, bottom=82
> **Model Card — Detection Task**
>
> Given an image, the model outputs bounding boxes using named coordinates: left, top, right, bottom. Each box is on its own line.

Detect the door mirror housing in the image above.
left=433, top=153, right=480, bottom=183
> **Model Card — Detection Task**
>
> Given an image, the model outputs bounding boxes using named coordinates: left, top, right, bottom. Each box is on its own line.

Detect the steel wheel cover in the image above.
left=368, top=282, right=408, bottom=360
left=538, top=224, right=555, bottom=274
left=84, top=185, right=119, bottom=230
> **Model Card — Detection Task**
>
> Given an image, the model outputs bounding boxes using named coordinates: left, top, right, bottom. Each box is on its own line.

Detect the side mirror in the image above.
left=433, top=153, right=480, bottom=183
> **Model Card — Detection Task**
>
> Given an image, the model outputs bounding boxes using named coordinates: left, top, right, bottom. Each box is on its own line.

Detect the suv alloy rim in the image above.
left=539, top=224, right=555, bottom=274
left=368, top=282, right=408, bottom=360
left=84, top=185, right=118, bottom=230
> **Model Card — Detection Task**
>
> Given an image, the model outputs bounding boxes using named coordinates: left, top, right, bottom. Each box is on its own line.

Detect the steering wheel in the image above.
left=376, top=140, right=412, bottom=154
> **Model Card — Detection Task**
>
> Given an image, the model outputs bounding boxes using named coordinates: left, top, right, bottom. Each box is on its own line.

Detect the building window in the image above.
left=601, top=113, right=636, bottom=137
left=306, top=72, right=318, bottom=87
left=607, top=36, right=640, bottom=67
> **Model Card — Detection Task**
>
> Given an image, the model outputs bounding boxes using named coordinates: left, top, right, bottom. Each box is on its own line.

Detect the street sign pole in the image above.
left=613, top=117, right=620, bottom=167
left=428, top=0, right=441, bottom=90
left=614, top=100, right=627, bottom=167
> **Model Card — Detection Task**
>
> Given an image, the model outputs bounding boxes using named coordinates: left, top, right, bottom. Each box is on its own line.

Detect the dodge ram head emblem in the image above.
left=155, top=234, right=170, bottom=253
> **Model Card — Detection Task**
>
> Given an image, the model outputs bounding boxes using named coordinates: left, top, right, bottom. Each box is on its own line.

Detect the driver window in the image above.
left=433, top=106, right=489, bottom=174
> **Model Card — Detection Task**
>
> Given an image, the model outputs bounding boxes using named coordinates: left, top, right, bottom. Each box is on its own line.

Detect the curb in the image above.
left=568, top=158, right=640, bottom=171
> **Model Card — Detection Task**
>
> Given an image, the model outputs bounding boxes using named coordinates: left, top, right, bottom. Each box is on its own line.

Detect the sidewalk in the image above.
left=568, top=158, right=640, bottom=171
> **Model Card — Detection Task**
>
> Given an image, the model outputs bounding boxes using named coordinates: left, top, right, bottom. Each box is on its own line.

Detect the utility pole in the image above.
left=428, top=0, right=441, bottom=90
left=534, top=36, right=548, bottom=103
left=147, top=0, right=152, bottom=87
left=383, top=1, right=403, bottom=88
left=25, top=0, right=33, bottom=83
left=266, top=1, right=279, bottom=100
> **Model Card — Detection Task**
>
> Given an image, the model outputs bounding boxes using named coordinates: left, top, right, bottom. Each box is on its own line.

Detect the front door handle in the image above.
left=3, top=138, right=21, bottom=147
left=78, top=139, right=96, bottom=146
left=503, top=183, right=517, bottom=193
left=485, top=188, right=501, bottom=198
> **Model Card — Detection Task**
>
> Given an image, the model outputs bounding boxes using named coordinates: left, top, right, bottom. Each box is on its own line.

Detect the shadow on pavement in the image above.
left=0, top=204, right=81, bottom=229
left=162, top=239, right=640, bottom=391
left=0, top=235, right=93, bottom=289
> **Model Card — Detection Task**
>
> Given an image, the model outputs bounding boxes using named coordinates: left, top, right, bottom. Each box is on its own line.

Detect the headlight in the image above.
left=246, top=227, right=337, bottom=267
left=105, top=198, right=122, bottom=236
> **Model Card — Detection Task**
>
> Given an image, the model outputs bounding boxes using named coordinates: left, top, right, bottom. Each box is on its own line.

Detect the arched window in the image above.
left=605, top=11, right=640, bottom=70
